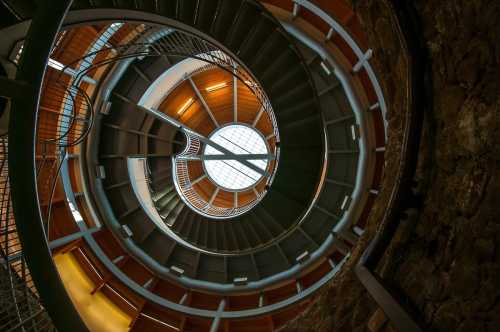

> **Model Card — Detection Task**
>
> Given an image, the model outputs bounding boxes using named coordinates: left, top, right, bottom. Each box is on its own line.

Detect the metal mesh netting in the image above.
left=0, top=137, right=56, bottom=332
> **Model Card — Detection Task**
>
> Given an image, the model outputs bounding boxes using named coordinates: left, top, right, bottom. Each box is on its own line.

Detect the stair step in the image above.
left=179, top=210, right=196, bottom=237
left=2, top=0, right=36, bottom=20
left=157, top=0, right=177, bottom=17
left=259, top=48, right=296, bottom=86
left=154, top=188, right=176, bottom=207
left=189, top=215, right=202, bottom=244
left=248, top=30, right=284, bottom=75
left=152, top=185, right=174, bottom=202
left=172, top=206, right=189, bottom=233
left=225, top=224, right=239, bottom=251
left=268, top=65, right=305, bottom=96
left=163, top=200, right=185, bottom=227
left=210, top=0, right=242, bottom=41
left=126, top=210, right=156, bottom=243
left=232, top=222, right=251, bottom=250
left=194, top=0, right=219, bottom=32
left=240, top=221, right=261, bottom=247
left=0, top=1, right=21, bottom=28
left=206, top=224, right=217, bottom=250
left=71, top=1, right=93, bottom=10
left=177, top=0, right=197, bottom=25
left=89, top=0, right=115, bottom=8
left=219, top=223, right=229, bottom=251
left=187, top=215, right=201, bottom=241
left=159, top=195, right=180, bottom=218
left=250, top=211, right=275, bottom=241
left=133, top=0, right=156, bottom=12
left=273, top=81, right=312, bottom=107
left=224, top=1, right=261, bottom=51
left=237, top=15, right=275, bottom=62
left=197, top=221, right=208, bottom=247
left=274, top=97, right=316, bottom=124
left=254, top=205, right=285, bottom=236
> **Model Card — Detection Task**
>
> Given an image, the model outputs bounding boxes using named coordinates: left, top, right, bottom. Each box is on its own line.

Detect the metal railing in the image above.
left=36, top=83, right=93, bottom=239
left=66, top=25, right=280, bottom=143
left=37, top=81, right=93, bottom=148
left=293, top=0, right=388, bottom=138
left=52, top=25, right=283, bottom=223
left=0, top=136, right=56, bottom=332
left=284, top=1, right=424, bottom=330
left=4, top=2, right=119, bottom=330
left=88, top=28, right=282, bottom=218
left=0, top=2, right=360, bottom=331
left=164, top=129, right=267, bottom=219
left=3, top=4, right=356, bottom=330
left=350, top=2, right=426, bottom=332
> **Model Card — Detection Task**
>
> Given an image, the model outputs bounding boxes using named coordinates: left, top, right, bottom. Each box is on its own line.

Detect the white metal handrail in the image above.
left=67, top=26, right=280, bottom=145
left=293, top=0, right=388, bottom=139
left=171, top=132, right=265, bottom=219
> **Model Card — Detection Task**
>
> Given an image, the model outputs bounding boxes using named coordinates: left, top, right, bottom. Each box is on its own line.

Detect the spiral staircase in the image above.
left=0, top=0, right=396, bottom=331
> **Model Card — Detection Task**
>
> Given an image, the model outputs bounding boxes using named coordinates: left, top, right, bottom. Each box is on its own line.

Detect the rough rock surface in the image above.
left=281, top=0, right=500, bottom=331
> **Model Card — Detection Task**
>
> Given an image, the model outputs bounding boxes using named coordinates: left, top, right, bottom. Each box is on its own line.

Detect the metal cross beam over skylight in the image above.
left=177, top=154, right=274, bottom=161
left=142, top=106, right=272, bottom=177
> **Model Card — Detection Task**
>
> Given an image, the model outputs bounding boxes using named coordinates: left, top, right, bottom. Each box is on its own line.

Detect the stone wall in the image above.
left=282, top=0, right=500, bottom=331
left=281, top=0, right=410, bottom=330
left=383, top=1, right=500, bottom=331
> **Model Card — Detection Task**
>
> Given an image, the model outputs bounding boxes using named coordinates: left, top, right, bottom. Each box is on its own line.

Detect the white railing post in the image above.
left=352, top=49, right=373, bottom=74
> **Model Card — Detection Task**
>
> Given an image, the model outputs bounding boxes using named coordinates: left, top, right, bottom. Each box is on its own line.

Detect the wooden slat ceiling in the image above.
left=158, top=67, right=276, bottom=209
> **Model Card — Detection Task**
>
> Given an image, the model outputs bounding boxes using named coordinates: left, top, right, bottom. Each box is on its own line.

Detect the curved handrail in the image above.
left=2, top=1, right=386, bottom=329
left=71, top=7, right=337, bottom=294
left=0, top=136, right=57, bottom=331
left=353, top=1, right=427, bottom=332
left=64, top=26, right=280, bottom=144
left=170, top=132, right=269, bottom=219
left=38, top=80, right=94, bottom=148
left=7, top=0, right=89, bottom=331
left=292, top=0, right=388, bottom=139
left=61, top=26, right=283, bottom=220
left=47, top=0, right=340, bottom=320
left=83, top=228, right=350, bottom=320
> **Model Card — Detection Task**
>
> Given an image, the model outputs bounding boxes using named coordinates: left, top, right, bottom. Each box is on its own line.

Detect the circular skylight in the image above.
left=203, top=125, right=269, bottom=191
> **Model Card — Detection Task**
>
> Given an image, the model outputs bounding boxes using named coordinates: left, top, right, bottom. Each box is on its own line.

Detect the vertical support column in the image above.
left=188, top=76, right=219, bottom=128
left=8, top=0, right=88, bottom=331
left=179, top=292, right=189, bottom=305
left=369, top=102, right=380, bottom=111
left=292, top=3, right=300, bottom=19
left=208, top=187, right=219, bottom=206
left=296, top=280, right=303, bottom=293
left=252, top=106, right=264, bottom=127
left=233, top=67, right=238, bottom=123
left=328, top=258, right=336, bottom=269
left=325, top=28, right=335, bottom=42
left=209, top=299, right=226, bottom=332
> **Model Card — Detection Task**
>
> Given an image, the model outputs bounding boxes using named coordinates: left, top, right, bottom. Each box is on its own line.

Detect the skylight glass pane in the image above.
left=203, top=125, right=269, bottom=191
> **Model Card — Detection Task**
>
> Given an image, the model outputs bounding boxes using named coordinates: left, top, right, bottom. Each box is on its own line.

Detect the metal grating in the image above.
left=0, top=136, right=56, bottom=332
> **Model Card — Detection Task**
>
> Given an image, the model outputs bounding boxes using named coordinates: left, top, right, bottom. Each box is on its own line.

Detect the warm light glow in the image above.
left=54, top=253, right=132, bottom=332
left=140, top=313, right=180, bottom=330
left=177, top=97, right=194, bottom=115
left=244, top=80, right=257, bottom=87
left=205, top=82, right=227, bottom=92
left=48, top=58, right=65, bottom=71
left=105, top=285, right=137, bottom=310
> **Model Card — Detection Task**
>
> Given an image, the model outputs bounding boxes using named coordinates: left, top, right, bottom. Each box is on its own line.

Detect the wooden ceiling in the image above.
left=159, top=67, right=276, bottom=209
